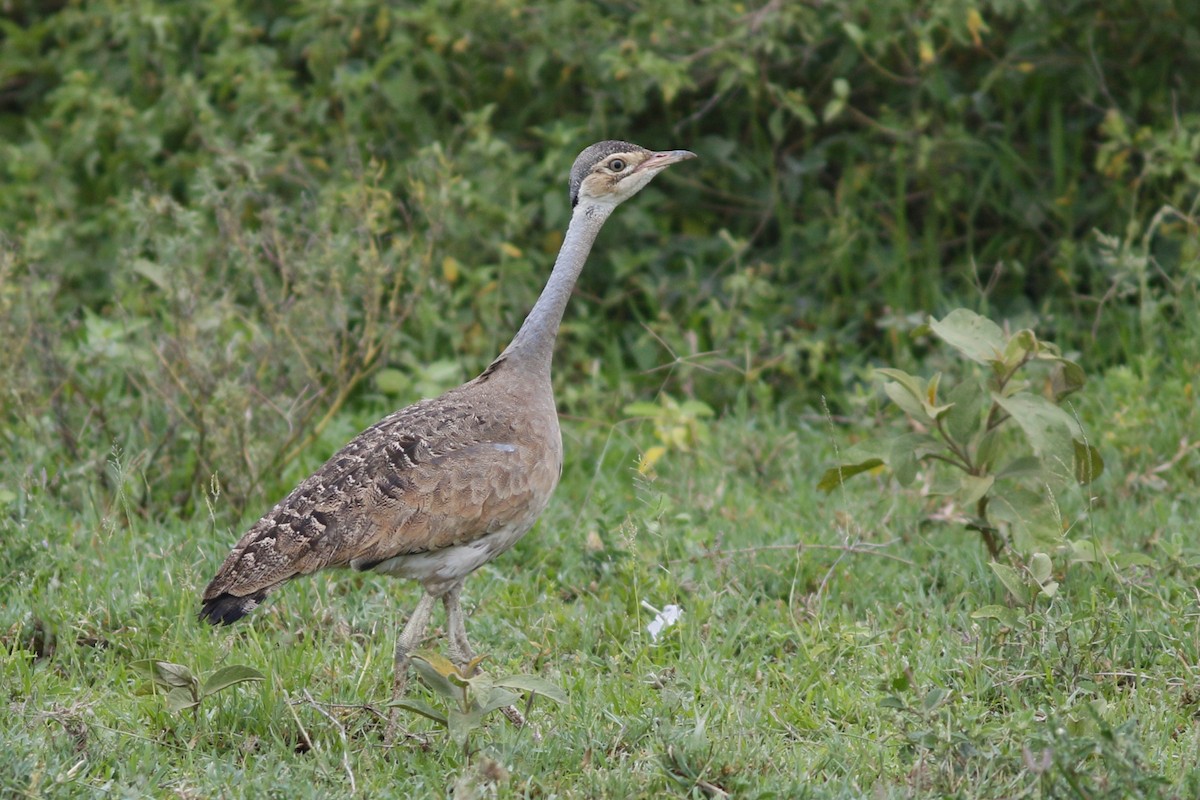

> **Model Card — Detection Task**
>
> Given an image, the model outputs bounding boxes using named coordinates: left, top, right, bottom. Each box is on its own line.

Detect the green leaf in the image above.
left=202, top=665, right=265, bottom=698
left=1002, top=329, right=1038, bottom=368
left=944, top=379, right=985, bottom=446
left=989, top=561, right=1031, bottom=605
left=1028, top=552, right=1053, bottom=584
left=879, top=696, right=907, bottom=710
left=960, top=474, right=994, bottom=506
left=493, top=674, right=568, bottom=705
left=992, top=393, right=1077, bottom=482
left=989, top=486, right=1065, bottom=552
left=1073, top=440, right=1104, bottom=484
left=970, top=604, right=1023, bottom=627
left=412, top=652, right=461, bottom=700
left=888, top=433, right=940, bottom=488
left=374, top=368, right=408, bottom=395
left=679, top=399, right=715, bottom=418
left=1069, top=539, right=1102, bottom=563
left=623, top=401, right=663, bottom=418
left=996, top=456, right=1043, bottom=479
left=883, top=381, right=932, bottom=424
left=921, top=687, right=949, bottom=711
left=478, top=687, right=522, bottom=716
left=1046, top=359, right=1086, bottom=400
left=816, top=458, right=884, bottom=492
left=390, top=699, right=448, bottom=726
left=448, top=707, right=482, bottom=749
left=928, top=310, right=1007, bottom=365
left=133, top=660, right=198, bottom=691
left=165, top=686, right=200, bottom=713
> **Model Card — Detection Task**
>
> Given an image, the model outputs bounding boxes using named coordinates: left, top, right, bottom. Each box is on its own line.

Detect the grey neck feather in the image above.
left=498, top=201, right=614, bottom=376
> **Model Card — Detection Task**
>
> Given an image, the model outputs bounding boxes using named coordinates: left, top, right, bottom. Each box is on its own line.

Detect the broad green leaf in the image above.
left=888, top=433, right=940, bottom=488
left=1073, top=440, right=1104, bottom=484
left=944, top=379, right=985, bottom=446
left=970, top=605, right=1023, bottom=627
left=976, top=429, right=1001, bottom=472
left=1046, top=359, right=1086, bottom=400
left=878, top=368, right=934, bottom=424
left=1069, top=539, right=1102, bottom=563
left=1112, top=552, right=1157, bottom=569
left=133, top=660, right=198, bottom=691
left=996, top=456, right=1043, bottom=480
left=202, top=665, right=265, bottom=697
left=992, top=393, right=1077, bottom=482
left=165, top=686, right=200, bottom=713
left=879, top=696, right=907, bottom=710
left=679, top=399, right=715, bottom=418
left=448, top=707, right=482, bottom=749
left=876, top=368, right=926, bottom=399
left=412, top=652, right=461, bottom=700
left=623, top=401, right=663, bottom=418
left=390, top=699, right=448, bottom=726
left=883, top=380, right=932, bottom=423
left=816, top=458, right=884, bottom=492
left=478, top=687, right=522, bottom=716
left=1002, top=329, right=1038, bottom=368
left=494, top=675, right=568, bottom=705
left=988, top=486, right=1065, bottom=552
left=374, top=368, right=408, bottom=395
left=922, top=687, right=949, bottom=711
left=892, top=444, right=918, bottom=487
left=960, top=474, right=994, bottom=506
left=928, top=309, right=1006, bottom=365
left=1028, top=552, right=1053, bottom=584
left=989, top=561, right=1030, bottom=605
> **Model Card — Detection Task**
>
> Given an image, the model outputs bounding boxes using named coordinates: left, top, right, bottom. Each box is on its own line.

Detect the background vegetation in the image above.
left=2, top=0, right=1199, bottom=796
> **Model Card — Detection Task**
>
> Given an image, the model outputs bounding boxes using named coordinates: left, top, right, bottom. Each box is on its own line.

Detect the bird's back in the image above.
left=200, top=359, right=561, bottom=623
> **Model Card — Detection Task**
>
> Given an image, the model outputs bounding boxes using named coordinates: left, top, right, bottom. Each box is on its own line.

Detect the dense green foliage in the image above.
left=3, top=0, right=1199, bottom=510
left=3, top=0, right=1200, bottom=796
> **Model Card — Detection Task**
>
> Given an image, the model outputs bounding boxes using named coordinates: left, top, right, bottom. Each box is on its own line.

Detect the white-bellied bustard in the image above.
left=200, top=141, right=696, bottom=738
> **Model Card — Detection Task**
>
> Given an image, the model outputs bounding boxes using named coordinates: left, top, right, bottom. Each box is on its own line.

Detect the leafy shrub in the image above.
left=821, top=309, right=1102, bottom=564
left=1, top=0, right=1197, bottom=516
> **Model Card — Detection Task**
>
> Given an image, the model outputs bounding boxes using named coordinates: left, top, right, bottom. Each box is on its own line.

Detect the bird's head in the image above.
left=569, top=140, right=696, bottom=210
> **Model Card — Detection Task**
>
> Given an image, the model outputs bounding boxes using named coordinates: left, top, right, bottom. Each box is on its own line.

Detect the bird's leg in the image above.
left=442, top=583, right=527, bottom=728
left=385, top=592, right=436, bottom=744
left=442, top=581, right=477, bottom=670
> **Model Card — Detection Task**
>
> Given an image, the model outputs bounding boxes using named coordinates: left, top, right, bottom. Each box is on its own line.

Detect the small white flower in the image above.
left=642, top=601, right=683, bottom=641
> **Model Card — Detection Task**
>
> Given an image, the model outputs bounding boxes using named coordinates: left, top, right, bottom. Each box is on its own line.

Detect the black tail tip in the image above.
left=199, top=592, right=264, bottom=625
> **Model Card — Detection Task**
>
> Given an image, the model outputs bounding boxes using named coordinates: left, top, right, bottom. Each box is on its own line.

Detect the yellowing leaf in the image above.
left=638, top=445, right=667, bottom=475
left=966, top=9, right=987, bottom=47
left=499, top=242, right=523, bottom=258
left=918, top=38, right=935, bottom=66
left=441, top=256, right=461, bottom=284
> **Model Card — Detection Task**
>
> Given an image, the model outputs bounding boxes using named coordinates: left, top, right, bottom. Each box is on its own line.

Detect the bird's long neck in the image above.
left=497, top=203, right=613, bottom=377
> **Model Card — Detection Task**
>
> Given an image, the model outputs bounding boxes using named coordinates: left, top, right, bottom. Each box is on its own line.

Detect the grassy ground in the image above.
left=4, top=351, right=1200, bottom=798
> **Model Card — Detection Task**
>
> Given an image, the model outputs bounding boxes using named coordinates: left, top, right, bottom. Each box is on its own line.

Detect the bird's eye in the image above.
left=608, top=158, right=626, bottom=172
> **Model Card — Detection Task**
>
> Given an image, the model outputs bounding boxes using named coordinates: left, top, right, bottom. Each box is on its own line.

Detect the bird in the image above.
left=199, top=140, right=696, bottom=733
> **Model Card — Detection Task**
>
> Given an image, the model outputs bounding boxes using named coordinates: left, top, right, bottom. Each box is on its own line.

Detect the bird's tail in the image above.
left=199, top=590, right=268, bottom=625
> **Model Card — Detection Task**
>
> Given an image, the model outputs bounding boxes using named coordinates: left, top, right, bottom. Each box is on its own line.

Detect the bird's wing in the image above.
left=201, top=392, right=559, bottom=603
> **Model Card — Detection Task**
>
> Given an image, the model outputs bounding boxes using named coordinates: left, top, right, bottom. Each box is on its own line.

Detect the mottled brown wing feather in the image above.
left=201, top=378, right=560, bottom=608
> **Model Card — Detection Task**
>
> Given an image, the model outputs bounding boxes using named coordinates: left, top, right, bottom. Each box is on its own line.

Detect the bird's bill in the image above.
left=635, top=149, right=698, bottom=172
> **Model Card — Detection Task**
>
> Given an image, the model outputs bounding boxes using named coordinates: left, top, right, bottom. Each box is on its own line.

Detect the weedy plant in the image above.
left=391, top=651, right=565, bottom=758
left=820, top=309, right=1104, bottom=584
left=132, top=659, right=264, bottom=722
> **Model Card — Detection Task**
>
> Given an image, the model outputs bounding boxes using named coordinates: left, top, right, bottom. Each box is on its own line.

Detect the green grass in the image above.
left=5, top=371, right=1200, bottom=798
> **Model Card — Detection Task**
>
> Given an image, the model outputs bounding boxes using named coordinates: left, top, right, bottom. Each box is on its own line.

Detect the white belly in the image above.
left=363, top=521, right=531, bottom=595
